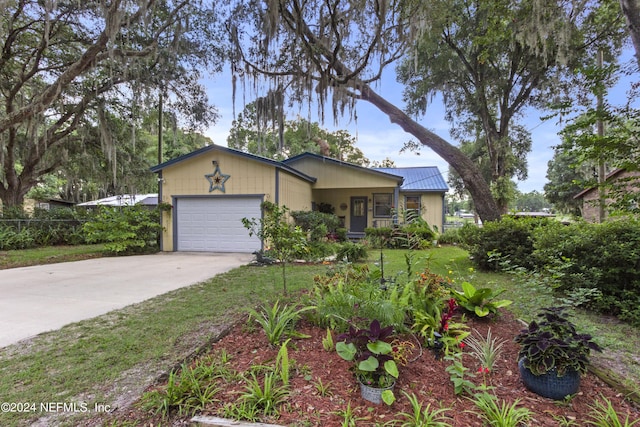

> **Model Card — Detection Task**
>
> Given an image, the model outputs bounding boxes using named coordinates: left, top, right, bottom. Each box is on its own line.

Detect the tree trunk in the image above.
left=358, top=85, right=501, bottom=223
left=620, top=0, right=640, bottom=69
left=0, top=181, right=29, bottom=210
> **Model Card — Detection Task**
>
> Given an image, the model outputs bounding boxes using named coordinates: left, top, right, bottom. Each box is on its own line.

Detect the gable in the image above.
left=284, top=153, right=402, bottom=189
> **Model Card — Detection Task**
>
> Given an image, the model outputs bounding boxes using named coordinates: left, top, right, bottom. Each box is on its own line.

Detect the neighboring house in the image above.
left=150, top=145, right=448, bottom=253
left=574, top=169, right=640, bottom=222
left=77, top=194, right=158, bottom=208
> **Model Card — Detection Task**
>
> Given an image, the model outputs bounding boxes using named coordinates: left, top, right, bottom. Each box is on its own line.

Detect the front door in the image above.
left=350, top=197, right=367, bottom=233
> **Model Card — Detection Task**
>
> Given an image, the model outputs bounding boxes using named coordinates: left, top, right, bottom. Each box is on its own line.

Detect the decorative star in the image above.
left=205, top=163, right=230, bottom=193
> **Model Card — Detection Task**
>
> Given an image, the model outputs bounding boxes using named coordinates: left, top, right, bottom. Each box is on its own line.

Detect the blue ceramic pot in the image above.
left=518, top=358, right=581, bottom=400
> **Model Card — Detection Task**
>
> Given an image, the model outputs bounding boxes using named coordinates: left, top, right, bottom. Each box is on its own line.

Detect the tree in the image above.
left=397, top=0, right=625, bottom=212
left=227, top=0, right=623, bottom=222
left=228, top=102, right=370, bottom=165
left=551, top=43, right=640, bottom=217
left=0, top=0, right=223, bottom=208
left=544, top=146, right=589, bottom=216
left=242, top=202, right=308, bottom=294
left=511, top=190, right=552, bottom=212
left=620, top=0, right=640, bottom=68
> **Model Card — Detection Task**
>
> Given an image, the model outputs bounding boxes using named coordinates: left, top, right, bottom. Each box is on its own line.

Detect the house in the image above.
left=150, top=145, right=448, bottom=253
left=574, top=169, right=640, bottom=222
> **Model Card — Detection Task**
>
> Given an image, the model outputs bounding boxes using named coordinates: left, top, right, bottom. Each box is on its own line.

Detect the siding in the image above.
left=159, top=150, right=278, bottom=251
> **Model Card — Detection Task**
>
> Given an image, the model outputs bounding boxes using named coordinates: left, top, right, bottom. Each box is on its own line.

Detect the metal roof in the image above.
left=77, top=194, right=158, bottom=207
left=373, top=167, right=448, bottom=192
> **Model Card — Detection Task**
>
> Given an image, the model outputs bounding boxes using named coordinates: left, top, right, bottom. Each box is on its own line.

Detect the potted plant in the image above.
left=514, top=307, right=602, bottom=400
left=335, top=319, right=399, bottom=405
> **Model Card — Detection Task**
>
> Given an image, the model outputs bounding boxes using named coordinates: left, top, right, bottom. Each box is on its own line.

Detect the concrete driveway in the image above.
left=0, top=252, right=252, bottom=348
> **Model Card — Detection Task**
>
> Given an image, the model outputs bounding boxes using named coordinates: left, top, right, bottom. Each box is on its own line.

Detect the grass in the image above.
left=0, top=244, right=106, bottom=269
left=0, top=245, right=638, bottom=426
left=0, top=262, right=326, bottom=426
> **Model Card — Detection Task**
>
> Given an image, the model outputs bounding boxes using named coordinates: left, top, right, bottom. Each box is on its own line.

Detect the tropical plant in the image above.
left=335, top=320, right=399, bottom=404
left=310, top=265, right=409, bottom=331
left=248, top=301, right=314, bottom=346
left=452, top=281, right=512, bottom=317
left=312, top=377, right=332, bottom=397
left=413, top=297, right=468, bottom=357
left=465, top=328, right=506, bottom=373
left=275, top=339, right=292, bottom=386
left=514, top=307, right=602, bottom=376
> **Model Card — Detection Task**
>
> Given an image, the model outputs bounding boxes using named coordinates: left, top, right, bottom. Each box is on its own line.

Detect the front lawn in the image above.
left=0, top=247, right=638, bottom=427
left=0, top=244, right=106, bottom=269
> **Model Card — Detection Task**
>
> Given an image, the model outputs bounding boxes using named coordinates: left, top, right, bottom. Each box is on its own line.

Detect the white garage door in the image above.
left=176, top=197, right=262, bottom=252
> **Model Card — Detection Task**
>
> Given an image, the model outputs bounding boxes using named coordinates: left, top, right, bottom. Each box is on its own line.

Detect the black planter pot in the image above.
left=518, top=358, right=581, bottom=400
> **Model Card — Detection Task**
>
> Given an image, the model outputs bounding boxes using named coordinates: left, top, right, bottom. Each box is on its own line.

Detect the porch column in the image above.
left=394, top=185, right=400, bottom=225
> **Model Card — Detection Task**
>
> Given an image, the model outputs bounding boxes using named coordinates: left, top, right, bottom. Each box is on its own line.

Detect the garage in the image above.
left=175, top=196, right=262, bottom=252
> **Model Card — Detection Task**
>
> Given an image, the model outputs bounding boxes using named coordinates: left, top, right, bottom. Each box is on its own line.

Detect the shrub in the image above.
left=336, top=242, right=368, bottom=263
left=365, top=223, right=436, bottom=250
left=291, top=210, right=341, bottom=242
left=301, top=241, right=338, bottom=262
left=365, top=227, right=393, bottom=248
left=438, top=227, right=463, bottom=245
left=459, top=216, right=552, bottom=270
left=83, top=205, right=161, bottom=254
left=533, top=219, right=640, bottom=324
left=0, top=207, right=90, bottom=249
left=30, top=207, right=88, bottom=246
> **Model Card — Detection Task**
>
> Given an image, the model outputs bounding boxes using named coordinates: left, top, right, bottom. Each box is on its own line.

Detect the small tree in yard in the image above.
left=242, top=202, right=308, bottom=294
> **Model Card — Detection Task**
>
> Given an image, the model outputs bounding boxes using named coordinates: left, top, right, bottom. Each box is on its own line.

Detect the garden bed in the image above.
left=112, top=308, right=639, bottom=426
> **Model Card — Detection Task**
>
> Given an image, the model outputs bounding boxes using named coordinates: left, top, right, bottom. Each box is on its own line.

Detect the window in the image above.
left=405, top=196, right=421, bottom=222
left=373, top=193, right=392, bottom=217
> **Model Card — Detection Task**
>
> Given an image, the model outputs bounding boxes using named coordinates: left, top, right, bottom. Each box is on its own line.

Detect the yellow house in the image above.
left=151, top=146, right=448, bottom=252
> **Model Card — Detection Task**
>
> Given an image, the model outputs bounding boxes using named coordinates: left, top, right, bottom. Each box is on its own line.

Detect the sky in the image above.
left=202, top=50, right=638, bottom=194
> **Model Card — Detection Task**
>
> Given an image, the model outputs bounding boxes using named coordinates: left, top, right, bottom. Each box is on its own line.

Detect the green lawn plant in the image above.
left=587, top=396, right=640, bottom=427
left=470, top=392, right=532, bottom=427
left=248, top=300, right=314, bottom=346
left=139, top=360, right=221, bottom=418
left=389, top=391, right=452, bottom=427
left=240, top=371, right=290, bottom=418
left=444, top=351, right=476, bottom=396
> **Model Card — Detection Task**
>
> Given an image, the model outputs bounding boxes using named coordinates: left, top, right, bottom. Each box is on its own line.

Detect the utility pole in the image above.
left=597, top=50, right=606, bottom=223
left=158, top=90, right=163, bottom=165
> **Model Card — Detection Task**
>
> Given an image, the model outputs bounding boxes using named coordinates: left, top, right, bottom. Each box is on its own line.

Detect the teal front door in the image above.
left=350, top=197, right=367, bottom=233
